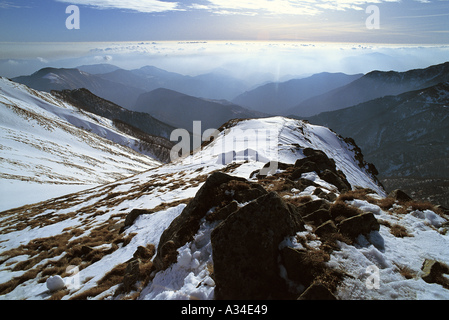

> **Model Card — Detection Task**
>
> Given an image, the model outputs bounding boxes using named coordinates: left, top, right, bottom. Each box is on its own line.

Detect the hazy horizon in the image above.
left=1, top=1, right=448, bottom=81
left=1, top=41, right=448, bottom=83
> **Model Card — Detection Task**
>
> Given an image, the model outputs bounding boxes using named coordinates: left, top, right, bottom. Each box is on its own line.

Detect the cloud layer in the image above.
left=53, top=0, right=405, bottom=15
left=55, top=0, right=182, bottom=13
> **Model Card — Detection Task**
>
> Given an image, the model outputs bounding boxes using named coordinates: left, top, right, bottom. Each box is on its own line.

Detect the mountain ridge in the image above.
left=304, top=81, right=449, bottom=206
left=0, top=77, right=162, bottom=210
left=1, top=116, right=448, bottom=301
left=133, top=87, right=268, bottom=132
left=288, top=61, right=449, bottom=117
left=232, top=72, right=363, bottom=114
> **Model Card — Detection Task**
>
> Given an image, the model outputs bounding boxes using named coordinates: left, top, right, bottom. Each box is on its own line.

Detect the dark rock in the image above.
left=298, top=282, right=337, bottom=300
left=153, top=172, right=254, bottom=271
left=303, top=209, right=332, bottom=226
left=124, top=208, right=153, bottom=229
left=319, top=169, right=351, bottom=192
left=206, top=201, right=239, bottom=222
left=81, top=245, right=94, bottom=256
left=297, top=199, right=330, bottom=218
left=291, top=148, right=352, bottom=192
left=258, top=161, right=291, bottom=176
left=280, top=247, right=316, bottom=286
left=234, top=187, right=266, bottom=203
left=133, top=245, right=156, bottom=260
left=123, top=258, right=141, bottom=292
left=389, top=189, right=413, bottom=202
left=290, top=161, right=320, bottom=180
left=294, top=178, right=319, bottom=191
left=315, top=220, right=338, bottom=237
left=329, top=201, right=362, bottom=221
left=421, top=259, right=449, bottom=288
left=211, top=192, right=305, bottom=300
left=324, top=192, right=337, bottom=202
left=338, top=212, right=380, bottom=239
left=297, top=149, right=337, bottom=173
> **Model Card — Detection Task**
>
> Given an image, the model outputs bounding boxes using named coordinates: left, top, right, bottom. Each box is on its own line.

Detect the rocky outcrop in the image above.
left=153, top=172, right=267, bottom=271
left=253, top=148, right=351, bottom=193
left=389, top=189, right=413, bottom=203
left=150, top=149, right=382, bottom=299
left=421, top=259, right=449, bottom=289
left=211, top=192, right=305, bottom=300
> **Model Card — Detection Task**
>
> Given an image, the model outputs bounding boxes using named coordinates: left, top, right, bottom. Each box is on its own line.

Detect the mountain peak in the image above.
left=1, top=111, right=448, bottom=301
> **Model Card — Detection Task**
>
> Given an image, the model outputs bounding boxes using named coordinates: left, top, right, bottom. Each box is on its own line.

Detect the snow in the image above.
left=328, top=200, right=449, bottom=300
left=0, top=77, right=160, bottom=211
left=0, top=82, right=447, bottom=301
left=46, top=276, right=66, bottom=292
left=140, top=218, right=217, bottom=300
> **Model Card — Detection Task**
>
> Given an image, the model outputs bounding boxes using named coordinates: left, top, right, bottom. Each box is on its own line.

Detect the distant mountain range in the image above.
left=133, top=88, right=268, bottom=132
left=13, top=67, right=145, bottom=110
left=12, top=64, right=252, bottom=110
left=304, top=81, right=449, bottom=206
left=232, top=72, right=363, bottom=114
left=288, top=61, right=449, bottom=117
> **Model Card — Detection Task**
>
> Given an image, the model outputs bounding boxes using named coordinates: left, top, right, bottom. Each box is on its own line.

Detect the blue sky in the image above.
left=0, top=0, right=448, bottom=43
left=0, top=0, right=448, bottom=79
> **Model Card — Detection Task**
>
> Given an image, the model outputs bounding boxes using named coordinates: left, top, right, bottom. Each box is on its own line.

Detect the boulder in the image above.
left=319, top=169, right=351, bottom=192
left=206, top=200, right=239, bottom=222
left=303, top=209, right=332, bottom=226
left=297, top=199, right=330, bottom=218
left=211, top=192, right=305, bottom=300
left=290, top=162, right=320, bottom=180
left=315, top=220, right=338, bottom=237
left=338, top=212, right=380, bottom=239
left=123, top=258, right=141, bottom=292
left=421, top=259, right=449, bottom=288
left=280, top=247, right=316, bottom=286
left=389, top=189, right=413, bottom=203
left=258, top=161, right=291, bottom=176
left=153, top=172, right=263, bottom=271
left=121, top=208, right=153, bottom=233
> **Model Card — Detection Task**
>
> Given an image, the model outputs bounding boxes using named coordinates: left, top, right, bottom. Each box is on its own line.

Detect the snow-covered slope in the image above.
left=0, top=116, right=448, bottom=301
left=0, top=77, right=161, bottom=211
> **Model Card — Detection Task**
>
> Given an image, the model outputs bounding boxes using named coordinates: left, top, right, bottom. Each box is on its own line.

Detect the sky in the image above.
left=0, top=0, right=448, bottom=78
left=0, top=0, right=448, bottom=43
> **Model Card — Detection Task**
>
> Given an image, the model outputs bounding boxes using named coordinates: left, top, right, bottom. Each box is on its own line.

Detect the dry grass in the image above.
left=0, top=215, right=133, bottom=297
left=376, top=197, right=396, bottom=211
left=329, top=200, right=364, bottom=224
left=394, top=263, right=416, bottom=280
left=390, top=224, right=413, bottom=238
left=284, top=195, right=313, bottom=207
left=337, top=189, right=377, bottom=203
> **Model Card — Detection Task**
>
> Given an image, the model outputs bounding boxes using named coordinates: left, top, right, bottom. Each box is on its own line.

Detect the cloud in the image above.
left=54, top=0, right=182, bottom=13
left=189, top=0, right=401, bottom=16
left=94, top=55, right=113, bottom=61
left=0, top=1, right=31, bottom=9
